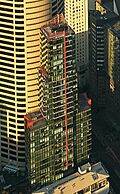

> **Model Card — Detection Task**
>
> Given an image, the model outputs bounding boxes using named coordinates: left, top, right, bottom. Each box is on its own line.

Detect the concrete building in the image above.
left=0, top=0, right=64, bottom=172
left=89, top=0, right=96, bottom=10
left=65, top=0, right=89, bottom=89
left=96, top=0, right=120, bottom=16
left=89, top=10, right=118, bottom=108
left=107, top=21, right=120, bottom=111
left=24, top=15, right=92, bottom=191
left=96, top=0, right=114, bottom=14
left=32, top=162, right=110, bottom=194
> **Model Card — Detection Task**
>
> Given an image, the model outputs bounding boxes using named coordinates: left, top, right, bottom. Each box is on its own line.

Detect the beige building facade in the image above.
left=65, top=0, right=89, bottom=88
left=0, top=0, right=63, bottom=171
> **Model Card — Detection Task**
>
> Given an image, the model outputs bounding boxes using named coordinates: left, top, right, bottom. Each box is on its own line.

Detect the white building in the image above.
left=65, top=0, right=89, bottom=88
left=33, top=162, right=110, bottom=194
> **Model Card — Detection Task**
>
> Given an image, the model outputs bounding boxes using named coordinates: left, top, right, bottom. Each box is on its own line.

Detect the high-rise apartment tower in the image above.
left=0, top=0, right=64, bottom=172
left=89, top=10, right=118, bottom=108
left=25, top=15, right=92, bottom=190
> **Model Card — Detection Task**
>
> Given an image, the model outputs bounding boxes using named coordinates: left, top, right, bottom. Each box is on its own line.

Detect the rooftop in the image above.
left=79, top=93, right=91, bottom=112
left=33, top=162, right=109, bottom=194
left=96, top=0, right=120, bottom=16
left=90, top=10, right=119, bottom=24
left=24, top=109, right=46, bottom=129
left=40, top=14, right=73, bottom=40
left=96, top=0, right=114, bottom=12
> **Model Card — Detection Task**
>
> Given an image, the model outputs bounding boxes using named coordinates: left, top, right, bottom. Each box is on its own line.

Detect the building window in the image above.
left=91, top=182, right=99, bottom=191
left=84, top=186, right=90, bottom=192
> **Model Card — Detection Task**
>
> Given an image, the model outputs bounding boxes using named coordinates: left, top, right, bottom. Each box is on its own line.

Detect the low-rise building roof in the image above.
left=33, top=162, right=109, bottom=194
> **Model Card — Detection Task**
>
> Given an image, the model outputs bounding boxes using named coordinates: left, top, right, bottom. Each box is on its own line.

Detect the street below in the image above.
left=92, top=109, right=120, bottom=194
